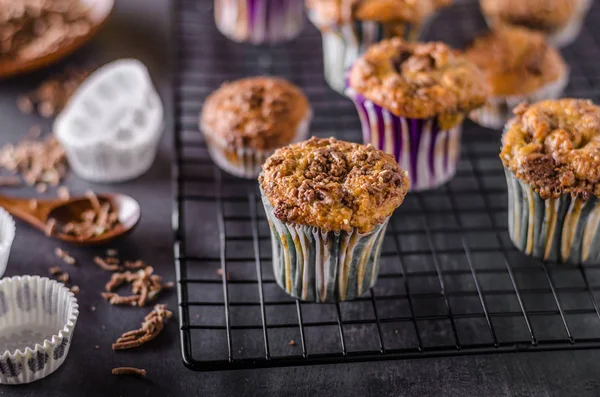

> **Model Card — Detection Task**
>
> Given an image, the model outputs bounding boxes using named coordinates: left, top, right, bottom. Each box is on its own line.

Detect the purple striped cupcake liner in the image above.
left=347, top=88, right=462, bottom=191
left=214, top=0, right=304, bottom=45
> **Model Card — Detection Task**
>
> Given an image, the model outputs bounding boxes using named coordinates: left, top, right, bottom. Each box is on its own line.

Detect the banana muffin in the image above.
left=260, top=137, right=409, bottom=302
left=480, top=0, right=592, bottom=47
left=466, top=27, right=569, bottom=129
left=346, top=38, right=488, bottom=191
left=307, top=0, right=453, bottom=94
left=200, top=77, right=311, bottom=179
left=500, top=99, right=600, bottom=264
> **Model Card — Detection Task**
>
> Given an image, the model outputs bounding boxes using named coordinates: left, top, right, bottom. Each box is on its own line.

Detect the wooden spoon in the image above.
left=0, top=193, right=140, bottom=246
left=0, top=0, right=115, bottom=79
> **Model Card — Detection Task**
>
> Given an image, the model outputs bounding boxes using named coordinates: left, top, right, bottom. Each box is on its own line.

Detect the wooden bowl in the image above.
left=0, top=0, right=114, bottom=79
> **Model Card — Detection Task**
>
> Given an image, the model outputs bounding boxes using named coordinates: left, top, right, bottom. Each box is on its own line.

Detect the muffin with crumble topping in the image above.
left=306, top=0, right=453, bottom=94
left=346, top=38, right=488, bottom=191
left=259, top=137, right=409, bottom=302
left=200, top=77, right=311, bottom=179
left=465, top=27, right=569, bottom=130
left=501, top=99, right=600, bottom=264
left=480, top=0, right=592, bottom=47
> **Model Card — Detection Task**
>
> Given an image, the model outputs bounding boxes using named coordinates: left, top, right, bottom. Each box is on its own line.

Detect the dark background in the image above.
left=0, top=0, right=599, bottom=396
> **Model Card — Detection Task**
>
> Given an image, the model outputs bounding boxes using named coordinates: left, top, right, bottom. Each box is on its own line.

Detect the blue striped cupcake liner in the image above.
left=309, top=12, right=420, bottom=94
left=505, top=168, right=600, bottom=265
left=347, top=88, right=462, bottom=191
left=261, top=193, right=389, bottom=302
left=214, top=0, right=304, bottom=45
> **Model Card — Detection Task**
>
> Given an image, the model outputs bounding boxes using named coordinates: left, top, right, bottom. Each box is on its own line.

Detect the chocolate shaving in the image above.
left=111, top=367, right=146, bottom=377
left=55, top=247, right=76, bottom=265
left=48, top=266, right=63, bottom=276
left=101, top=292, right=139, bottom=306
left=57, top=272, right=70, bottom=284
left=112, top=305, right=173, bottom=351
left=94, top=256, right=120, bottom=272
left=70, top=285, right=80, bottom=295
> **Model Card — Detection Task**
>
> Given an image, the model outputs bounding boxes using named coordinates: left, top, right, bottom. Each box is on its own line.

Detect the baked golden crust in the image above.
left=306, top=0, right=452, bottom=26
left=260, top=137, right=410, bottom=233
left=200, top=77, right=310, bottom=151
left=501, top=99, right=600, bottom=200
left=480, top=0, right=581, bottom=32
left=348, top=38, right=488, bottom=121
left=465, top=27, right=567, bottom=97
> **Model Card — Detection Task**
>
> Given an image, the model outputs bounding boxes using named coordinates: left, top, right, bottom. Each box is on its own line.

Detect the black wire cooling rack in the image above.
left=173, top=0, right=600, bottom=371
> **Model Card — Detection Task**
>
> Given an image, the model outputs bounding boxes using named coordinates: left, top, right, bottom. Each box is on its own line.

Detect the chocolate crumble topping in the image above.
left=501, top=99, right=600, bottom=200
left=260, top=137, right=409, bottom=233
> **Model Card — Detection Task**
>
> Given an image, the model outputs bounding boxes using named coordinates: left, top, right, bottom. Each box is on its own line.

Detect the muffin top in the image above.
left=348, top=38, right=488, bottom=123
left=260, top=137, right=410, bottom=233
left=465, top=27, right=567, bottom=97
left=201, top=77, right=310, bottom=151
left=501, top=99, right=600, bottom=200
left=480, top=0, right=582, bottom=32
left=306, top=0, right=452, bottom=26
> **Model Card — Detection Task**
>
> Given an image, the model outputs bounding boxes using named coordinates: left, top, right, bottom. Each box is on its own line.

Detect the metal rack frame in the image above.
left=173, top=0, right=600, bottom=371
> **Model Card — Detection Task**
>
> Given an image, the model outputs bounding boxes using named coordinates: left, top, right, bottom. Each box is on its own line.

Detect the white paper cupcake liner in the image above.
left=0, top=276, right=79, bottom=384
left=310, top=13, right=422, bottom=94
left=214, top=0, right=304, bottom=44
left=469, top=71, right=569, bottom=130
left=202, top=110, right=311, bottom=179
left=0, top=208, right=15, bottom=279
left=55, top=59, right=164, bottom=183
left=261, top=192, right=389, bottom=302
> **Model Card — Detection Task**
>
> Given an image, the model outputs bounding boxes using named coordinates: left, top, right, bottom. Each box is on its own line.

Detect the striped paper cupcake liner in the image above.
left=469, top=72, right=569, bottom=130
left=214, top=0, right=304, bottom=45
left=202, top=111, right=311, bottom=179
left=347, top=88, right=462, bottom=191
left=0, top=276, right=79, bottom=384
left=261, top=193, right=389, bottom=302
left=309, top=13, right=421, bottom=94
left=505, top=168, right=600, bottom=265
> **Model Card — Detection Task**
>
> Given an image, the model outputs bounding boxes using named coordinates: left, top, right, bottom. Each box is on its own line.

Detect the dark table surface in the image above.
left=0, top=0, right=600, bottom=396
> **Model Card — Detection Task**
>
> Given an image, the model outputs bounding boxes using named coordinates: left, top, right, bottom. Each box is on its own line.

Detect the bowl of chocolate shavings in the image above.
left=0, top=0, right=114, bottom=78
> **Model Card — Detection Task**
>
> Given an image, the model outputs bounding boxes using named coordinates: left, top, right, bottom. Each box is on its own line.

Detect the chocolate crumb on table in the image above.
left=57, top=272, right=70, bottom=284
left=55, top=248, right=76, bottom=265
left=49, top=266, right=63, bottom=276
left=112, top=305, right=173, bottom=351
left=94, top=256, right=120, bottom=271
left=70, top=285, right=80, bottom=295
left=102, top=267, right=173, bottom=307
left=289, top=340, right=296, bottom=346
left=111, top=367, right=147, bottom=377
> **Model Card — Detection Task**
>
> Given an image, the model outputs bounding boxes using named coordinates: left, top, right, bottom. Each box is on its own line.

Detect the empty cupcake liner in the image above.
left=347, top=88, right=462, bottom=191
left=505, top=168, right=600, bottom=265
left=262, top=193, right=389, bottom=302
left=214, top=0, right=304, bottom=44
left=55, top=59, right=164, bottom=183
left=0, top=208, right=15, bottom=279
left=310, top=14, right=420, bottom=94
left=469, top=71, right=569, bottom=130
left=202, top=110, right=311, bottom=179
left=0, top=276, right=79, bottom=384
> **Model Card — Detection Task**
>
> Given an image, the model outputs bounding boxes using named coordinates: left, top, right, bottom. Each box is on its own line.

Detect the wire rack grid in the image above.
left=173, top=0, right=600, bottom=371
